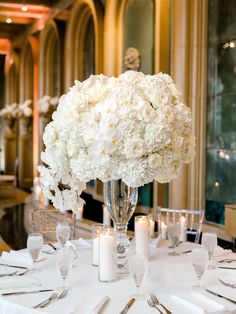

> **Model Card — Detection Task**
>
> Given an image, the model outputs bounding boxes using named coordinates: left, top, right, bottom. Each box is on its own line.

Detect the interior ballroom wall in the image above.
left=2, top=0, right=208, bottom=212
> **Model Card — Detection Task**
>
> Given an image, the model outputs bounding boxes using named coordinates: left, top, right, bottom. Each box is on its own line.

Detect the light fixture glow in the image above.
left=22, top=4, right=28, bottom=12
left=229, top=41, right=235, bottom=48
left=6, top=18, right=12, bottom=24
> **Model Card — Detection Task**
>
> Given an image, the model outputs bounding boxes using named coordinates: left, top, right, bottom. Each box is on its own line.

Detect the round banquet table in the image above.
left=0, top=241, right=236, bottom=314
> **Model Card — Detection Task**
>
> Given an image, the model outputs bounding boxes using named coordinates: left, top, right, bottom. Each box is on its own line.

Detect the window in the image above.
left=206, top=0, right=236, bottom=224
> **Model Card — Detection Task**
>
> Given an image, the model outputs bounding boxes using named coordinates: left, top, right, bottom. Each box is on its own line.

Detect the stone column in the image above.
left=4, top=118, right=17, bottom=175
left=18, top=116, right=33, bottom=190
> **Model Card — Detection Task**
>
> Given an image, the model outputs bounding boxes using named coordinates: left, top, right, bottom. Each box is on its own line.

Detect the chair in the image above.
left=0, top=158, right=19, bottom=198
left=156, top=207, right=205, bottom=243
left=28, top=208, right=76, bottom=242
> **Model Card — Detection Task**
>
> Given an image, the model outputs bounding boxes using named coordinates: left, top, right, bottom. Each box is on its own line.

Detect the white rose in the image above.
left=66, top=141, right=78, bottom=158
left=148, top=153, right=163, bottom=169
left=125, top=139, right=146, bottom=159
left=43, top=122, right=58, bottom=146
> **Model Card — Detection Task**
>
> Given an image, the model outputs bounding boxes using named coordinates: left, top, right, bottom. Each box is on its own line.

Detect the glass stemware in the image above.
left=128, top=253, right=148, bottom=299
left=191, top=248, right=209, bottom=289
left=167, top=223, right=180, bottom=256
left=27, top=233, right=43, bottom=269
left=201, top=232, right=217, bottom=269
left=56, top=247, right=74, bottom=288
left=56, top=222, right=70, bottom=247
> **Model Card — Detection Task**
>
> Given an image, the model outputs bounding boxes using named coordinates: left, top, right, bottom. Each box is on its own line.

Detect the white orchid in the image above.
left=39, top=71, right=195, bottom=213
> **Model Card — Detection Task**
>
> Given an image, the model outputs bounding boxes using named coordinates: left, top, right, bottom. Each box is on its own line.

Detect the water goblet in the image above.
left=201, top=232, right=217, bottom=269
left=56, top=222, right=70, bottom=247
left=56, top=247, right=74, bottom=288
left=128, top=253, right=148, bottom=299
left=167, top=223, right=180, bottom=256
left=27, top=233, right=43, bottom=270
left=191, top=248, right=209, bottom=289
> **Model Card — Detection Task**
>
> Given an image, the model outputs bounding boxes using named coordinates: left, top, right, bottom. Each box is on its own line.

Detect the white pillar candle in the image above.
left=99, top=228, right=116, bottom=282
left=103, top=206, right=111, bottom=226
left=92, top=237, right=99, bottom=266
left=135, top=216, right=150, bottom=259
left=43, top=196, right=49, bottom=207
left=75, top=207, right=83, bottom=220
left=35, top=185, right=41, bottom=201
left=161, top=222, right=167, bottom=240
left=91, top=223, right=103, bottom=266
left=149, top=217, right=155, bottom=237
left=180, top=216, right=186, bottom=242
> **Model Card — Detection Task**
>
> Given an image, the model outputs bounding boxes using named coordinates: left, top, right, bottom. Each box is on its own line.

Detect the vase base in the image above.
left=116, top=264, right=129, bottom=275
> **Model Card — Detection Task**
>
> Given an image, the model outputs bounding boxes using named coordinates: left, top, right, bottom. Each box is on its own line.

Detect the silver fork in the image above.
left=40, top=288, right=69, bottom=308
left=150, top=293, right=172, bottom=314
left=147, top=299, right=162, bottom=313
left=33, top=291, right=59, bottom=308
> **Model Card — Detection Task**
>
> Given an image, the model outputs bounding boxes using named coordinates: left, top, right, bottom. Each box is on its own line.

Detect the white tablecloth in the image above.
left=1, top=241, right=236, bottom=314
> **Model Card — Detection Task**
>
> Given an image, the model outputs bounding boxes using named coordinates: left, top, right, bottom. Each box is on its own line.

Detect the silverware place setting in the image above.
left=120, top=297, right=135, bottom=314
left=147, top=293, right=172, bottom=314
left=33, top=288, right=69, bottom=309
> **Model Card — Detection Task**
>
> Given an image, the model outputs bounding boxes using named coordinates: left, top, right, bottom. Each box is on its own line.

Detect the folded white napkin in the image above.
left=0, top=251, right=33, bottom=268
left=69, top=294, right=109, bottom=314
left=0, top=277, right=41, bottom=293
left=213, top=246, right=236, bottom=262
left=171, top=291, right=226, bottom=314
left=69, top=238, right=92, bottom=250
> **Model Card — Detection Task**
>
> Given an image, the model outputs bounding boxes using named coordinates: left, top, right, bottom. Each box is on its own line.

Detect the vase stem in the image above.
left=114, top=223, right=130, bottom=274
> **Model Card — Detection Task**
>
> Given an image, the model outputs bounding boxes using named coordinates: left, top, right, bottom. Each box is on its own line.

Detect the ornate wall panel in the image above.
left=19, top=37, right=39, bottom=189
left=65, top=0, right=104, bottom=89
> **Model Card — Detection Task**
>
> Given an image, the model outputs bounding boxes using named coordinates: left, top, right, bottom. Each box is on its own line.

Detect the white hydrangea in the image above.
left=39, top=71, right=195, bottom=213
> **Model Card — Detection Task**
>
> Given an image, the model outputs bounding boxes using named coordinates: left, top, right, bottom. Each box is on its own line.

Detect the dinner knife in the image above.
left=2, top=289, right=54, bottom=296
left=218, top=266, right=236, bottom=270
left=120, top=298, right=135, bottom=314
left=0, top=263, right=28, bottom=269
left=206, top=289, right=236, bottom=303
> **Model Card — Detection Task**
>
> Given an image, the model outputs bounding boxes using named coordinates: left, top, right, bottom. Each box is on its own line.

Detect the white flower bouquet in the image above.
left=39, top=71, right=195, bottom=213
left=38, top=95, right=59, bottom=115
left=18, top=99, right=33, bottom=117
left=0, top=103, right=18, bottom=119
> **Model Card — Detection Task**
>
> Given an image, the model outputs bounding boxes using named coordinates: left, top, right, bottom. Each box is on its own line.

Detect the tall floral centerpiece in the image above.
left=0, top=103, right=18, bottom=129
left=39, top=71, right=195, bottom=272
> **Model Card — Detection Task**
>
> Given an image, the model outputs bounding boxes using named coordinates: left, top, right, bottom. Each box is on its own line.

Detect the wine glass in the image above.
left=27, top=233, right=43, bottom=269
left=128, top=253, right=148, bottom=299
left=56, top=222, right=70, bottom=247
left=56, top=247, right=74, bottom=288
left=201, top=232, right=217, bottom=269
left=191, top=248, right=209, bottom=289
left=167, top=223, right=180, bottom=256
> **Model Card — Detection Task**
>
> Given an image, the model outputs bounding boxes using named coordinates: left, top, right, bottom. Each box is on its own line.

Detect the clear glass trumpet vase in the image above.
left=104, top=179, right=138, bottom=274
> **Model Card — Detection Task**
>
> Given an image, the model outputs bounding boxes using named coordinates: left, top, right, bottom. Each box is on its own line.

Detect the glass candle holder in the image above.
left=135, top=215, right=150, bottom=259
left=91, top=223, right=103, bottom=266
left=98, top=227, right=116, bottom=282
left=148, top=214, right=155, bottom=238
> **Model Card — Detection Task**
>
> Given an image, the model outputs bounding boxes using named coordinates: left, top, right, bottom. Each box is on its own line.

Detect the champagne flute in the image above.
left=167, top=223, right=180, bottom=256
left=191, top=248, right=209, bottom=289
left=56, top=222, right=70, bottom=247
left=27, top=233, right=43, bottom=270
left=129, top=253, right=148, bottom=299
left=56, top=247, right=74, bottom=288
left=201, top=232, right=217, bottom=269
